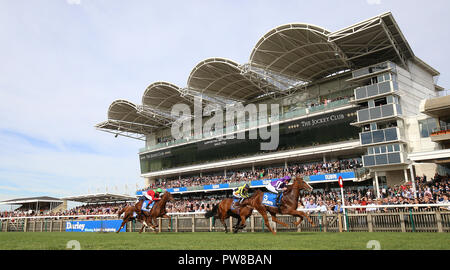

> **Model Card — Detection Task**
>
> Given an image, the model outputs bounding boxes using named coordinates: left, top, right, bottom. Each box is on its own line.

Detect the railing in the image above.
left=1, top=204, right=449, bottom=233
left=360, top=127, right=402, bottom=146
left=354, top=80, right=398, bottom=101
left=356, top=103, right=401, bottom=124
left=139, top=98, right=352, bottom=153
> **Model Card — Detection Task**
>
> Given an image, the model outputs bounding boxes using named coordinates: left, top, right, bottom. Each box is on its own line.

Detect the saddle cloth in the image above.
left=230, top=198, right=240, bottom=210
left=141, top=200, right=156, bottom=211
left=262, top=192, right=283, bottom=207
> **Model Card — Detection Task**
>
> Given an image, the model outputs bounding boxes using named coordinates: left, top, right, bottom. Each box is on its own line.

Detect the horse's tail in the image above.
left=205, top=204, right=219, bottom=219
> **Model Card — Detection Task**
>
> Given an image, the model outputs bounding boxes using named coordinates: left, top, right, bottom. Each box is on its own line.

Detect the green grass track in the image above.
left=0, top=232, right=449, bottom=250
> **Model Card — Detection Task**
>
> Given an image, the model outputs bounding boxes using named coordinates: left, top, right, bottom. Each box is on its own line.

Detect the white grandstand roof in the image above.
left=142, top=81, right=190, bottom=111
left=62, top=193, right=136, bottom=204
left=96, top=12, right=439, bottom=139
left=0, top=196, right=63, bottom=205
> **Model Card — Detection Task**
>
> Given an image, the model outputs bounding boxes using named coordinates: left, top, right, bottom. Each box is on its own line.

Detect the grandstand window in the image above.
left=387, top=144, right=393, bottom=153
left=374, top=97, right=387, bottom=107
left=419, top=118, right=438, bottom=138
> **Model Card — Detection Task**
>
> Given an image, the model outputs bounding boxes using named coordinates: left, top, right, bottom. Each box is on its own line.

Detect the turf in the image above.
left=0, top=232, right=449, bottom=250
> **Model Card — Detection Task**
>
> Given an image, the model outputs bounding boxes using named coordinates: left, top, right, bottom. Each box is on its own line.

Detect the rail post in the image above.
left=318, top=213, right=322, bottom=232
left=399, top=212, right=406, bottom=232
left=192, top=216, right=195, bottom=232
left=24, top=218, right=28, bottom=232
left=175, top=216, right=179, bottom=233
left=344, top=211, right=349, bottom=232
left=338, top=214, right=343, bottom=232
left=409, top=209, right=415, bottom=232
left=251, top=215, right=255, bottom=232
left=367, top=213, right=373, bottom=232
left=323, top=214, right=327, bottom=232
left=158, top=218, right=162, bottom=233
left=436, top=212, right=443, bottom=233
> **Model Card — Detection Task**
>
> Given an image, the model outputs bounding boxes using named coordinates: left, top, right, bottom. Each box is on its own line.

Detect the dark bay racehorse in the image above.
left=241, top=175, right=315, bottom=235
left=205, top=198, right=254, bottom=233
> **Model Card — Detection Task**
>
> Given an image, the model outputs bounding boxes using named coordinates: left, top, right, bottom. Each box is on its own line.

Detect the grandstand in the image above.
left=96, top=12, right=449, bottom=202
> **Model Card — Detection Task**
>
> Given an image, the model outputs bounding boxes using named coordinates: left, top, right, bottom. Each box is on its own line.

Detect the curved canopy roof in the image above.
left=106, top=100, right=161, bottom=134
left=142, top=82, right=190, bottom=111
left=187, top=58, right=267, bottom=102
left=250, top=23, right=349, bottom=82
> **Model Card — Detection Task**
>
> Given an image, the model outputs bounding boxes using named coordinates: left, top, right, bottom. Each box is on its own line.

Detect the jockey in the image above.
left=141, top=188, right=163, bottom=213
left=232, top=183, right=250, bottom=205
left=266, top=175, right=291, bottom=206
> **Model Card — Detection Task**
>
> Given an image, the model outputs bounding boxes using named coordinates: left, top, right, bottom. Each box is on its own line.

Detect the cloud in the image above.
left=367, top=0, right=382, bottom=4
left=66, top=0, right=81, bottom=5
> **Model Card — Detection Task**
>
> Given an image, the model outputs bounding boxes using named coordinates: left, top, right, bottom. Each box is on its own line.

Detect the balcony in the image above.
left=354, top=80, right=398, bottom=102
left=362, top=143, right=407, bottom=167
left=350, top=61, right=397, bottom=81
left=430, top=128, right=450, bottom=143
left=354, top=103, right=402, bottom=126
left=362, top=152, right=406, bottom=167
left=360, top=127, right=404, bottom=146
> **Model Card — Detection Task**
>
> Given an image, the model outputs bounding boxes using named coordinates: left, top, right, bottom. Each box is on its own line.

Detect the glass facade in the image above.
left=360, top=127, right=400, bottom=146
left=418, top=118, right=438, bottom=138
left=353, top=61, right=407, bottom=168
left=140, top=108, right=360, bottom=173
left=363, top=143, right=403, bottom=167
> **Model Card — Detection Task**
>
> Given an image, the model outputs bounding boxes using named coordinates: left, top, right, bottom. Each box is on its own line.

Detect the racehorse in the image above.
left=240, top=175, right=315, bottom=235
left=116, top=192, right=174, bottom=233
left=139, top=191, right=175, bottom=233
left=205, top=198, right=254, bottom=233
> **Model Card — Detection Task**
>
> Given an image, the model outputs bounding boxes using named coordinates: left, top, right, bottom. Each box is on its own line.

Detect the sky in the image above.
left=0, top=0, right=449, bottom=207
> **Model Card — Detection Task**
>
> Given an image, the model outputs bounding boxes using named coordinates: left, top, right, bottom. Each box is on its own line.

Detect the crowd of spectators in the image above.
left=140, top=159, right=363, bottom=191
left=0, top=203, right=128, bottom=219
left=299, top=174, right=449, bottom=214
left=2, top=173, right=448, bottom=219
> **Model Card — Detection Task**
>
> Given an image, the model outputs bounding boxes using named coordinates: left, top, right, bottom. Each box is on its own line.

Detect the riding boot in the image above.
left=276, top=193, right=281, bottom=206
left=276, top=193, right=282, bottom=213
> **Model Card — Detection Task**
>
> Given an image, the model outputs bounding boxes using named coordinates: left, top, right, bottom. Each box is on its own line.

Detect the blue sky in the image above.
left=0, top=0, right=449, bottom=206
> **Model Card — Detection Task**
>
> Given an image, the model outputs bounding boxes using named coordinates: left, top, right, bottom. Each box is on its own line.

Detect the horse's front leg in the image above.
left=255, top=206, right=276, bottom=235
left=116, top=219, right=127, bottom=233
left=161, top=214, right=172, bottom=231
left=220, top=217, right=228, bottom=233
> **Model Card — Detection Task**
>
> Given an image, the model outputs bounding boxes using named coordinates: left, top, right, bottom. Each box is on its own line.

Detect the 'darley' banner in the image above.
left=65, top=220, right=125, bottom=232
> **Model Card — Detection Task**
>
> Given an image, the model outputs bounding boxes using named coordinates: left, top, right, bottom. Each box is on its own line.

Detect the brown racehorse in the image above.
left=116, top=199, right=147, bottom=233
left=139, top=191, right=175, bottom=233
left=205, top=198, right=254, bottom=233
left=241, top=175, right=315, bottom=235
